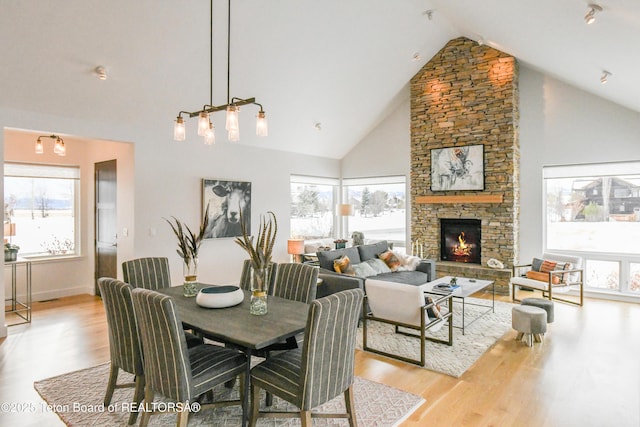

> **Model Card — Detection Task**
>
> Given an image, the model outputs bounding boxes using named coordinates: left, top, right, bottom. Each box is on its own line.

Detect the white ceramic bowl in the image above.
left=196, top=285, right=244, bottom=308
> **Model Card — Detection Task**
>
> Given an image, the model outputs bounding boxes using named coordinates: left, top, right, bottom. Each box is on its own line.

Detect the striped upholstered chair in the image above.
left=238, top=259, right=278, bottom=293
left=97, top=278, right=145, bottom=425
left=249, top=288, right=364, bottom=427
left=122, top=257, right=171, bottom=290
left=271, top=262, right=318, bottom=303
left=131, top=288, right=248, bottom=427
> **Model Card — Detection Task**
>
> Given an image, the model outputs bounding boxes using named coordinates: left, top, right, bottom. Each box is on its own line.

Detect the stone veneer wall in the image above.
left=410, top=37, right=519, bottom=294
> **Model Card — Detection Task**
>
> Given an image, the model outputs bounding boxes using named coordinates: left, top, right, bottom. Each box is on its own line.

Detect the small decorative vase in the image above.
left=249, top=265, right=268, bottom=315
left=183, top=257, right=199, bottom=297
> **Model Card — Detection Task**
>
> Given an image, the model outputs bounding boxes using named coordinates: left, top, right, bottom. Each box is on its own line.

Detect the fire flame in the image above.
left=452, top=232, right=473, bottom=257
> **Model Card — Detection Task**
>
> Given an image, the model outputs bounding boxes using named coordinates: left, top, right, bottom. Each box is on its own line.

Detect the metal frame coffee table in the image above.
left=424, top=276, right=494, bottom=334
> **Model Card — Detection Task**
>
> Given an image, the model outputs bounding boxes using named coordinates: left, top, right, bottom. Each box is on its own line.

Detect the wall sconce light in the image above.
left=600, top=70, right=612, bottom=84
left=287, top=239, right=305, bottom=263
left=585, top=4, right=602, bottom=24
left=35, top=134, right=66, bottom=156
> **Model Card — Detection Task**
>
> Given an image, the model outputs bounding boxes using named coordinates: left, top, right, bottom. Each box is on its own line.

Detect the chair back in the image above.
left=542, top=252, right=583, bottom=282
left=298, top=288, right=364, bottom=410
left=272, top=263, right=318, bottom=303
left=98, top=277, right=143, bottom=376
left=239, top=259, right=278, bottom=292
left=131, top=288, right=193, bottom=402
left=365, top=279, right=425, bottom=327
left=122, top=257, right=171, bottom=290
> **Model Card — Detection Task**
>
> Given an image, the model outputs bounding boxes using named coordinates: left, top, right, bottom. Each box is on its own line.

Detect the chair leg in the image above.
left=176, top=407, right=189, bottom=427
left=139, top=386, right=154, bottom=427
left=249, top=383, right=260, bottom=427
left=300, top=410, right=312, bottom=427
left=103, top=363, right=118, bottom=406
left=128, top=374, right=145, bottom=425
left=345, top=385, right=358, bottom=427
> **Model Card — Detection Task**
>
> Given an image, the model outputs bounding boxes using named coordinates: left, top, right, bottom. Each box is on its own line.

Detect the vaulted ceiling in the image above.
left=1, top=0, right=638, bottom=159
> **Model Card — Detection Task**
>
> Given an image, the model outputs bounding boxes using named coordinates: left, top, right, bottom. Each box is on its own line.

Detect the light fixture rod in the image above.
left=227, top=0, right=231, bottom=105
left=185, top=97, right=257, bottom=118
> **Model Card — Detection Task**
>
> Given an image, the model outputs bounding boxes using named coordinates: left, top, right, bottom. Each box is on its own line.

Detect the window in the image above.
left=543, top=161, right=640, bottom=296
left=343, top=176, right=407, bottom=251
left=290, top=175, right=338, bottom=239
left=4, top=163, right=80, bottom=257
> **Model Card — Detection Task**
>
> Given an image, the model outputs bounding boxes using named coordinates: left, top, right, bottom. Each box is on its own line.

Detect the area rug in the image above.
left=357, top=298, right=513, bottom=377
left=34, top=363, right=424, bottom=426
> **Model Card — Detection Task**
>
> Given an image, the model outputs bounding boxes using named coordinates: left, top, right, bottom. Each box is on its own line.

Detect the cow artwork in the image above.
left=430, top=144, right=484, bottom=191
left=202, top=179, right=251, bottom=238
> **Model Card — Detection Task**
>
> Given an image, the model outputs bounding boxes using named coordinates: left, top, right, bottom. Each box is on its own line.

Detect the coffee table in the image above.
left=424, top=276, right=495, bottom=334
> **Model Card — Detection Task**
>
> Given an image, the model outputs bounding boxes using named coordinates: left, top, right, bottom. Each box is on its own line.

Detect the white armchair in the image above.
left=362, top=279, right=453, bottom=367
left=510, top=252, right=584, bottom=306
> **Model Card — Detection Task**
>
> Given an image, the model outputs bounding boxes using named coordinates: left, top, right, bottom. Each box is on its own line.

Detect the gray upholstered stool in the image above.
left=512, top=305, right=547, bottom=347
left=521, top=297, right=554, bottom=323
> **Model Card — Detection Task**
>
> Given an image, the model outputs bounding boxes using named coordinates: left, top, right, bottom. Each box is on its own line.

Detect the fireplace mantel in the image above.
left=416, top=195, right=503, bottom=204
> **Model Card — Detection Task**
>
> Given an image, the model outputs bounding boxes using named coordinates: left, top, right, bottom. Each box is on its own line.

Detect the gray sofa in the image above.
left=315, top=240, right=436, bottom=298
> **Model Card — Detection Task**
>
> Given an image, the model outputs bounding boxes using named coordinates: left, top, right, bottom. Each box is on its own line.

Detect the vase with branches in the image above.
left=235, top=210, right=277, bottom=315
left=165, top=204, right=210, bottom=297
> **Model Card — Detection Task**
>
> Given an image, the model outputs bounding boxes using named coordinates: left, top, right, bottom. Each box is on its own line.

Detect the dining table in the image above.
left=158, top=284, right=309, bottom=427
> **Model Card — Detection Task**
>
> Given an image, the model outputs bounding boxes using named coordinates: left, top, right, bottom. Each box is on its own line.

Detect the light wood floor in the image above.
left=1, top=292, right=639, bottom=426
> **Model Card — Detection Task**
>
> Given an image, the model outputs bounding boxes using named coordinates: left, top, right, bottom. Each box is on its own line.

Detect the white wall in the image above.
left=518, top=65, right=640, bottom=262
left=0, top=108, right=339, bottom=336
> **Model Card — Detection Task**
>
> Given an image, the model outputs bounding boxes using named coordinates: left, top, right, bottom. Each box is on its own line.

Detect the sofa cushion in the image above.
left=363, top=259, right=391, bottom=275
left=357, top=240, right=389, bottom=262
left=373, top=270, right=429, bottom=286
left=333, top=255, right=355, bottom=275
left=378, top=250, right=401, bottom=271
left=352, top=262, right=377, bottom=278
left=317, top=247, right=360, bottom=271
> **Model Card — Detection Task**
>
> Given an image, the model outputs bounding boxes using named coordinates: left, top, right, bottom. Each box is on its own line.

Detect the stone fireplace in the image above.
left=409, top=37, right=520, bottom=295
left=440, top=218, right=481, bottom=264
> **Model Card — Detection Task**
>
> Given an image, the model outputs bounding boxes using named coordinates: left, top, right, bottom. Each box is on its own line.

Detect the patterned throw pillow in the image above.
left=526, top=271, right=560, bottom=284
left=378, top=250, right=401, bottom=272
left=333, top=255, right=355, bottom=275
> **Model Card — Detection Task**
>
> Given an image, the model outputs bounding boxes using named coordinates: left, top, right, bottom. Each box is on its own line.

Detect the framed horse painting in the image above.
left=202, top=179, right=251, bottom=239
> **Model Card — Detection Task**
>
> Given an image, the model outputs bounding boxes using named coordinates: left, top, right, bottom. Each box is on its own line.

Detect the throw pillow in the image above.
left=531, top=258, right=544, bottom=272
left=333, top=255, right=355, bottom=275
left=540, top=260, right=558, bottom=273
left=378, top=250, right=401, bottom=271
left=363, top=258, right=392, bottom=275
left=394, top=252, right=421, bottom=271
left=352, top=262, right=377, bottom=278
left=526, top=271, right=560, bottom=284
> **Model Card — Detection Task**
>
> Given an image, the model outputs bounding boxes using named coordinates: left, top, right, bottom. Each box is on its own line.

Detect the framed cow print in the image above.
left=202, top=179, right=251, bottom=239
left=430, top=144, right=484, bottom=191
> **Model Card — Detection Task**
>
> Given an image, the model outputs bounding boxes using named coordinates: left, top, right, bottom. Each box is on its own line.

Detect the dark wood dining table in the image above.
left=158, top=284, right=309, bottom=427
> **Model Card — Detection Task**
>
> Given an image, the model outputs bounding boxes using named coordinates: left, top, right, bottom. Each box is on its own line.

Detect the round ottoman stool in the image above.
left=512, top=305, right=547, bottom=347
left=521, top=297, right=554, bottom=323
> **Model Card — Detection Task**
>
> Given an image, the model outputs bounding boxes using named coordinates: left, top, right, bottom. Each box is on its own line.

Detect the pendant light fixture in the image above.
left=173, top=0, right=268, bottom=143
left=35, top=134, right=66, bottom=156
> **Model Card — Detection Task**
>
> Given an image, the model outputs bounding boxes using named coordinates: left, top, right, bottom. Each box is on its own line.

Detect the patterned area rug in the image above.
left=357, top=298, right=513, bottom=377
left=34, top=363, right=423, bottom=426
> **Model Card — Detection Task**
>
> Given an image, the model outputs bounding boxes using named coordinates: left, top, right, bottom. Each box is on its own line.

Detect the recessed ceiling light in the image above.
left=585, top=3, right=602, bottom=25
left=314, top=122, right=322, bottom=131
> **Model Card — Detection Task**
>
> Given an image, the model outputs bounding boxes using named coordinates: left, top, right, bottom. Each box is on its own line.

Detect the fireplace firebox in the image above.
left=440, top=219, right=481, bottom=264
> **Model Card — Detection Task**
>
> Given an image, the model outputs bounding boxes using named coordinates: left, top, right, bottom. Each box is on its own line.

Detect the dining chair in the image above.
left=249, top=288, right=365, bottom=427
left=271, top=262, right=318, bottom=303
left=122, top=257, right=171, bottom=290
left=239, top=259, right=278, bottom=293
left=131, top=288, right=248, bottom=427
left=97, top=277, right=145, bottom=425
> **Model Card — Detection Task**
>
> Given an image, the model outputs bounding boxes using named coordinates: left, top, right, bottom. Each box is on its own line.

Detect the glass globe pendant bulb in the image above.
left=226, top=105, right=239, bottom=131
left=228, top=128, right=240, bottom=142
left=197, top=112, right=210, bottom=136
left=256, top=111, right=268, bottom=137
left=35, top=139, right=44, bottom=154
left=204, top=122, right=215, bottom=145
left=174, top=117, right=186, bottom=141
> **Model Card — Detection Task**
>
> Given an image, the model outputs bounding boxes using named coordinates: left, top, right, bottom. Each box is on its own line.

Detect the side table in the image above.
left=5, top=258, right=32, bottom=325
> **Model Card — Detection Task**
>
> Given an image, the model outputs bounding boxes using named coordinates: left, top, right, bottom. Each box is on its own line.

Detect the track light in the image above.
left=600, top=70, right=611, bottom=84
left=585, top=4, right=602, bottom=25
